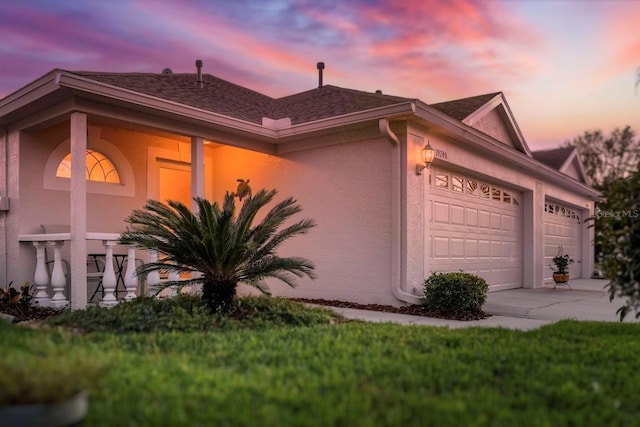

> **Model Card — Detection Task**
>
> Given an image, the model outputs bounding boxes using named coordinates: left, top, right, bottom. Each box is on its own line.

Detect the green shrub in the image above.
left=423, top=272, right=488, bottom=313
left=45, top=295, right=340, bottom=333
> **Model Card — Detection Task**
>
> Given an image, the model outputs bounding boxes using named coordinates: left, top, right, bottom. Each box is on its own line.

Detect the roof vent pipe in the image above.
left=317, top=62, right=325, bottom=90
left=195, top=59, right=203, bottom=88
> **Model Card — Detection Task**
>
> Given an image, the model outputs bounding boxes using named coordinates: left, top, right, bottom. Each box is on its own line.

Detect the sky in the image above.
left=1, top=0, right=639, bottom=150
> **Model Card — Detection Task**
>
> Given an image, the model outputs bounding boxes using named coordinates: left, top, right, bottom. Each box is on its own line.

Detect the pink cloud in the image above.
left=601, top=3, right=640, bottom=78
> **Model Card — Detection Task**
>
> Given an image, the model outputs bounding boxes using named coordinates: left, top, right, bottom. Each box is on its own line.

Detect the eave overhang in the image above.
left=412, top=100, right=599, bottom=199
left=1, top=71, right=416, bottom=145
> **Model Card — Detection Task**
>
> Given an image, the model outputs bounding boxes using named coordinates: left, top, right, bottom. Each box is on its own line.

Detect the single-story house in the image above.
left=0, top=61, right=598, bottom=309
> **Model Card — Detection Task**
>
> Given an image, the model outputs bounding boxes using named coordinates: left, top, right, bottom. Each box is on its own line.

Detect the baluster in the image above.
left=190, top=271, right=203, bottom=293
left=168, top=269, right=180, bottom=282
left=164, top=262, right=179, bottom=297
left=32, top=241, right=51, bottom=307
left=124, top=245, right=138, bottom=300
left=100, top=241, right=118, bottom=307
left=147, top=249, right=161, bottom=291
left=49, top=241, right=69, bottom=307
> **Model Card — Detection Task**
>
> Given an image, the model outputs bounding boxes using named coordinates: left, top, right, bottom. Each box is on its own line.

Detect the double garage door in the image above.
left=428, top=169, right=522, bottom=290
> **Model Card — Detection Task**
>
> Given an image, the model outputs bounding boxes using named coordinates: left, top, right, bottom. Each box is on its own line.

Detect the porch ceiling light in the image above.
left=416, top=142, right=435, bottom=175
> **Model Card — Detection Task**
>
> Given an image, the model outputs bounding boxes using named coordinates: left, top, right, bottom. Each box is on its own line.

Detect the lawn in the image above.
left=1, top=297, right=640, bottom=426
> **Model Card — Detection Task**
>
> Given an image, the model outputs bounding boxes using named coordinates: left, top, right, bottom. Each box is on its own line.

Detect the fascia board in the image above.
left=413, top=101, right=599, bottom=198
left=55, top=72, right=277, bottom=138
left=0, top=72, right=61, bottom=120
left=497, top=94, right=532, bottom=157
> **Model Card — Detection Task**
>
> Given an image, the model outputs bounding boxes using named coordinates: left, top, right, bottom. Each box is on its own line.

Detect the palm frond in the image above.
left=120, top=189, right=316, bottom=310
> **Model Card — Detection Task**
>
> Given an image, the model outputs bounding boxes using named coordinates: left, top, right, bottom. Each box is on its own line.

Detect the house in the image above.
left=0, top=61, right=599, bottom=309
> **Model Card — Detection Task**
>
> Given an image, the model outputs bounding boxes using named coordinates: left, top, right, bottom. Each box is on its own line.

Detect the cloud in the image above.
left=601, top=2, right=640, bottom=80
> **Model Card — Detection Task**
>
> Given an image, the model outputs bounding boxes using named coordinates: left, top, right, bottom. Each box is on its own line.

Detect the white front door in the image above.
left=428, top=169, right=523, bottom=290
left=147, top=146, right=214, bottom=205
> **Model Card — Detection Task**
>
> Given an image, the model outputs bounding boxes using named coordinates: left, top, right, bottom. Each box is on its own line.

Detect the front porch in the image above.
left=17, top=232, right=172, bottom=308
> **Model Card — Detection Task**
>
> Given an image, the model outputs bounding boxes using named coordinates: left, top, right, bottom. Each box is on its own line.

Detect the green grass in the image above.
left=2, top=298, right=640, bottom=426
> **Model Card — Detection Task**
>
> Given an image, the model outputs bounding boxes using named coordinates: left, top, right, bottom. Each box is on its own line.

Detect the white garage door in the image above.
left=543, top=201, right=582, bottom=283
left=428, top=169, right=522, bottom=290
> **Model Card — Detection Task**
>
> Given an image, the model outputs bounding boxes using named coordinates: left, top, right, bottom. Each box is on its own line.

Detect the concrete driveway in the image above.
left=327, top=279, right=640, bottom=330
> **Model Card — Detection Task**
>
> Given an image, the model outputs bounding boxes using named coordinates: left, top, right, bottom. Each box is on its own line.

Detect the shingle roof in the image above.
left=532, top=146, right=575, bottom=170
left=69, top=71, right=411, bottom=125
left=269, top=85, right=412, bottom=124
left=430, top=92, right=501, bottom=121
left=72, top=71, right=274, bottom=124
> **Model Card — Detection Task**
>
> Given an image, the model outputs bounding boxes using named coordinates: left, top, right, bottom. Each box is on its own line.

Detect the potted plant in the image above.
left=549, top=246, right=574, bottom=288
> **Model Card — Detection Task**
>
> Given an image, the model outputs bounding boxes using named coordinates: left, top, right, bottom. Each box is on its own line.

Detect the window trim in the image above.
left=43, top=127, right=135, bottom=197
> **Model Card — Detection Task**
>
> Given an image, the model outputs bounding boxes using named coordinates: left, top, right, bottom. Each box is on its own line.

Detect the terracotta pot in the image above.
left=0, top=390, right=87, bottom=427
left=553, top=273, right=570, bottom=284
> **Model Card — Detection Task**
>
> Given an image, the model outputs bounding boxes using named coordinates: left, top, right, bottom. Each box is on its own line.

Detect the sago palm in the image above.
left=119, top=189, right=317, bottom=313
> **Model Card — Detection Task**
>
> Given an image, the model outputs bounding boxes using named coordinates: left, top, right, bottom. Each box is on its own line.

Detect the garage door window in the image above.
left=432, top=169, right=520, bottom=206
left=466, top=179, right=478, bottom=195
left=452, top=175, right=464, bottom=192
left=545, top=202, right=580, bottom=221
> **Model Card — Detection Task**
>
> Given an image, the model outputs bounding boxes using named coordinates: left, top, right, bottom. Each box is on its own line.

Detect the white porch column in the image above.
left=191, top=136, right=205, bottom=211
left=70, top=112, right=88, bottom=309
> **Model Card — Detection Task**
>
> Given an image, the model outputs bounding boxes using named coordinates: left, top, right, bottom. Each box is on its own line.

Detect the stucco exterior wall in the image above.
left=209, top=135, right=396, bottom=304
left=470, top=109, right=515, bottom=149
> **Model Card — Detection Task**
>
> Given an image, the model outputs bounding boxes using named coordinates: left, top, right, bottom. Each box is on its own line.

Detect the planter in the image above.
left=552, top=273, right=571, bottom=289
left=0, top=391, right=88, bottom=427
left=552, top=273, right=570, bottom=284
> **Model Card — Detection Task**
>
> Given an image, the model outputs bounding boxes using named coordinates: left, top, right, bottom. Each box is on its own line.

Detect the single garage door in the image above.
left=428, top=169, right=523, bottom=290
left=543, top=201, right=582, bottom=283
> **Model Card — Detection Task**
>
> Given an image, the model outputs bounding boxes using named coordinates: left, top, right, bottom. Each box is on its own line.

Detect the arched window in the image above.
left=55, top=149, right=121, bottom=183
left=44, top=126, right=135, bottom=197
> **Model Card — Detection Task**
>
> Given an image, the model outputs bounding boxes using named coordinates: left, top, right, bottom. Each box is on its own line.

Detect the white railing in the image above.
left=18, top=232, right=150, bottom=308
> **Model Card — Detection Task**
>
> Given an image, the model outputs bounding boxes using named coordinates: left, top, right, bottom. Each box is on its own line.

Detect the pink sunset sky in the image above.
left=1, top=0, right=638, bottom=150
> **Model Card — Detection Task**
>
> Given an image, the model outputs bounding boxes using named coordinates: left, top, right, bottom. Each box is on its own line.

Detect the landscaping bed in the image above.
left=291, top=298, right=491, bottom=321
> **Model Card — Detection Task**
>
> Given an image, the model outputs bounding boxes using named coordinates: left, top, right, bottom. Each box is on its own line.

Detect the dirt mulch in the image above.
left=0, top=301, right=62, bottom=323
left=290, top=298, right=491, bottom=321
left=1, top=297, right=491, bottom=324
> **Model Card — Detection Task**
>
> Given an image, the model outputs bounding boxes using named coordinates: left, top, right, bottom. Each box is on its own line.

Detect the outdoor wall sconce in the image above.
left=416, top=142, right=436, bottom=175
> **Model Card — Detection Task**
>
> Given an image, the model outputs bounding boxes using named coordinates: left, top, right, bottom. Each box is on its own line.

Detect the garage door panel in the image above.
left=478, top=240, right=491, bottom=258
left=451, top=204, right=465, bottom=225
left=429, top=169, right=522, bottom=290
left=466, top=208, right=478, bottom=226
left=465, top=239, right=478, bottom=257
left=432, top=237, right=450, bottom=258
left=491, top=213, right=502, bottom=229
left=433, top=201, right=449, bottom=223
left=478, top=210, right=491, bottom=228
left=502, top=215, right=513, bottom=231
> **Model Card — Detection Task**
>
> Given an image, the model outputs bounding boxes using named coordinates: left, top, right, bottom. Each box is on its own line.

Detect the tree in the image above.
left=120, top=189, right=317, bottom=313
left=565, top=126, right=639, bottom=191
left=594, top=169, right=640, bottom=320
